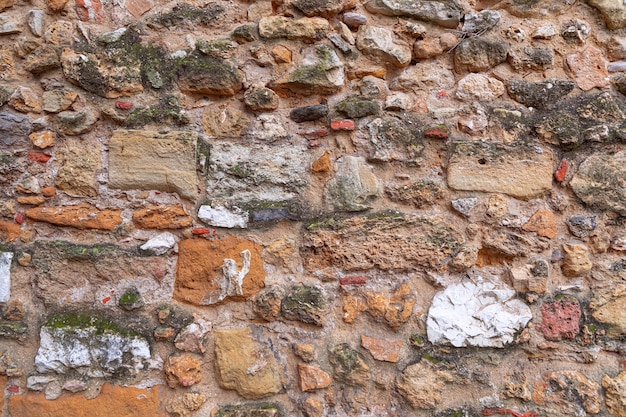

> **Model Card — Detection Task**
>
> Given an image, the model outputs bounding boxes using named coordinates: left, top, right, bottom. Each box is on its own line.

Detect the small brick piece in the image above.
left=554, top=158, right=568, bottom=182
left=424, top=125, right=449, bottom=139
left=301, top=128, right=329, bottom=139
left=340, top=276, right=368, bottom=286
left=330, top=119, right=354, bottom=131
left=115, top=100, right=133, bottom=110
left=27, top=151, right=51, bottom=163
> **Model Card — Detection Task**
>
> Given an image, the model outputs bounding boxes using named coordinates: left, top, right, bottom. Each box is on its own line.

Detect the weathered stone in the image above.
left=27, top=10, right=44, bottom=36
left=0, top=221, right=19, bottom=243
left=396, top=360, right=455, bottom=409
left=534, top=110, right=580, bottom=150
left=212, top=404, right=281, bottom=417
left=326, top=156, right=381, bottom=211
left=385, top=180, right=443, bottom=208
left=364, top=0, right=463, bottom=28
left=117, top=287, right=144, bottom=311
left=293, top=0, right=352, bottom=17
left=26, top=204, right=122, bottom=230
left=590, top=285, right=626, bottom=338
left=61, top=49, right=143, bottom=98
left=202, top=106, right=249, bottom=138
left=55, top=108, right=98, bottom=135
left=451, top=197, right=477, bottom=217
left=0, top=112, right=31, bottom=148
left=214, top=327, right=283, bottom=399
left=508, top=46, right=553, bottom=71
left=8, top=384, right=165, bottom=417
left=540, top=295, right=581, bottom=340
left=329, top=343, right=370, bottom=387
left=281, top=285, right=325, bottom=326
left=462, top=10, right=500, bottom=33
left=290, top=104, right=329, bottom=122
left=570, top=151, right=626, bottom=215
left=390, top=62, right=455, bottom=92
left=455, top=73, right=505, bottom=101
left=29, top=131, right=55, bottom=149
left=254, top=286, right=283, bottom=322
left=302, top=398, right=324, bottom=417
left=44, top=21, right=73, bottom=45
left=231, top=25, right=258, bottom=43
left=602, top=372, right=626, bottom=417
left=198, top=205, right=248, bottom=228
left=356, top=26, right=411, bottom=67
left=566, top=46, right=609, bottom=91
left=0, top=252, right=12, bottom=303
left=195, top=39, right=237, bottom=59
left=148, top=2, right=224, bottom=27
left=42, top=90, right=78, bottom=113
left=245, top=114, right=288, bottom=142
left=427, top=278, right=532, bottom=347
left=174, top=317, right=211, bottom=353
left=447, top=142, right=553, bottom=199
left=342, top=282, right=415, bottom=330
left=367, top=116, right=423, bottom=163
left=522, top=209, right=557, bottom=238
left=140, top=232, right=177, bottom=256
left=454, top=38, right=508, bottom=72
left=0, top=0, right=13, bottom=12
left=562, top=242, right=592, bottom=277
left=0, top=14, right=21, bottom=34
left=561, top=19, right=590, bottom=42
left=259, top=16, right=329, bottom=41
left=164, top=353, right=202, bottom=388
left=566, top=215, right=597, bottom=238
left=361, top=335, right=402, bottom=362
left=132, top=205, right=193, bottom=229
left=589, top=0, right=626, bottom=30
left=244, top=87, right=279, bottom=111
left=109, top=130, right=197, bottom=200
left=25, top=45, right=60, bottom=74
left=177, top=53, right=242, bottom=96
left=273, top=45, right=344, bottom=95
left=298, top=364, right=332, bottom=391
left=166, top=393, right=206, bottom=417
left=8, top=86, right=41, bottom=113
left=55, top=139, right=100, bottom=197
left=507, top=264, right=547, bottom=294
left=507, top=78, right=574, bottom=109
left=336, top=97, right=380, bottom=119
left=174, top=237, right=265, bottom=305
left=532, top=371, right=601, bottom=415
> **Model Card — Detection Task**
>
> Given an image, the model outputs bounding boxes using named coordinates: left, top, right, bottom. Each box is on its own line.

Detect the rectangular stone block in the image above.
left=108, top=130, right=198, bottom=200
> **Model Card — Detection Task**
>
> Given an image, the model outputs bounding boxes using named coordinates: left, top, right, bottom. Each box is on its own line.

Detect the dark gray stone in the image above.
left=289, top=104, right=329, bottom=122
left=0, top=112, right=32, bottom=147
left=462, top=10, right=501, bottom=34
left=566, top=215, right=598, bottom=238
left=335, top=97, right=380, bottom=118
left=507, top=78, right=574, bottom=109
left=454, top=38, right=508, bottom=72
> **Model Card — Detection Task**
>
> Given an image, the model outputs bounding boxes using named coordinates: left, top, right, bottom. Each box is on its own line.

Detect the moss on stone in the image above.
left=44, top=241, right=119, bottom=260
left=124, top=96, right=189, bottom=128
left=149, top=3, right=225, bottom=27
left=335, top=97, right=380, bottom=118
left=44, top=312, right=136, bottom=337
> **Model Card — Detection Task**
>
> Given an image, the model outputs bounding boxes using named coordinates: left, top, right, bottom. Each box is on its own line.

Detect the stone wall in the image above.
left=0, top=0, right=625, bottom=416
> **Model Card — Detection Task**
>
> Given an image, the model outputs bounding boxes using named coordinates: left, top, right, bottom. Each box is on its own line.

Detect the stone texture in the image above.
left=8, top=86, right=41, bottom=113
left=385, top=180, right=444, bottom=208
left=326, top=156, right=381, bottom=211
left=42, top=90, right=78, bottom=113
left=259, top=16, right=329, bottom=41
left=177, top=53, right=243, bottom=96
left=426, top=278, right=532, bottom=347
left=602, top=371, right=626, bottom=417
left=364, top=0, right=463, bottom=28
left=532, top=371, right=601, bottom=415
left=570, top=151, right=626, bottom=215
left=8, top=384, right=165, bottom=417
left=343, top=282, right=415, bottom=330
left=29, top=131, right=55, bottom=149
left=454, top=38, right=508, bottom=72
left=390, top=62, right=455, bottom=92
left=214, top=327, right=283, bottom=399
left=55, top=108, right=98, bottom=135
left=166, top=393, right=206, bottom=417
left=0, top=220, right=20, bottom=243
left=273, top=45, right=344, bottom=95
left=281, top=285, right=325, bottom=326
left=360, top=335, right=402, bottom=362
left=26, top=204, right=122, bottom=230
left=174, top=317, right=211, bottom=353
left=0, top=252, right=12, bottom=303
left=290, top=104, right=329, bottom=122
left=132, top=205, right=193, bottom=229
left=174, top=237, right=265, bottom=305
left=244, top=87, right=279, bottom=111
left=508, top=46, right=553, bottom=71
left=108, top=130, right=198, bottom=200
left=539, top=296, right=581, bottom=340
left=562, top=242, right=592, bottom=277
left=447, top=142, right=554, bottom=199
left=0, top=112, right=31, bottom=148
left=164, top=353, right=202, bottom=388
left=293, top=0, right=351, bottom=17
left=356, top=26, right=411, bottom=67
left=329, top=343, right=370, bottom=387
left=507, top=78, right=574, bottom=109
left=588, top=0, right=626, bottom=30
left=55, top=139, right=100, bottom=197
left=455, top=73, right=505, bottom=101
left=298, top=364, right=332, bottom=391
left=590, top=285, right=626, bottom=338
left=140, top=232, right=177, bottom=255
left=396, top=360, right=455, bottom=409
left=367, top=116, right=423, bottom=163
left=522, top=209, right=557, bottom=238
left=25, top=45, right=60, bottom=74
left=566, top=46, right=609, bottom=91
left=198, top=205, right=248, bottom=229
left=202, top=106, right=249, bottom=137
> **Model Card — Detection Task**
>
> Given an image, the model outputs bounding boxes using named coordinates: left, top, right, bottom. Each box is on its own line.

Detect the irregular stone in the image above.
left=507, top=264, right=547, bottom=294
left=293, top=0, right=352, bottom=17
left=174, top=317, right=211, bottom=353
left=245, top=114, right=288, bottom=141
left=244, top=87, right=279, bottom=111
left=302, top=398, right=324, bottom=417
left=214, top=327, right=283, bottom=399
left=326, top=156, right=381, bottom=211
left=0, top=112, right=31, bottom=148
left=272, top=45, right=344, bottom=95
left=254, top=286, right=284, bottom=322
left=570, top=151, right=626, bottom=215
left=0, top=14, right=21, bottom=34
left=329, top=343, right=370, bottom=387
left=281, top=285, right=325, bottom=326
left=454, top=38, right=508, bottom=72
left=42, top=90, right=78, bottom=113
left=55, top=138, right=100, bottom=197
left=0, top=221, right=19, bottom=243
left=44, top=21, right=73, bottom=45
left=361, top=335, right=402, bottom=362
left=8, top=384, right=165, bottom=417
left=27, top=10, right=44, bottom=36
left=364, top=0, right=463, bottom=28
left=148, top=2, right=224, bottom=27
left=35, top=314, right=150, bottom=376
left=452, top=197, right=477, bottom=217
left=390, top=62, right=455, bottom=92
left=0, top=252, right=12, bottom=303
left=290, top=104, right=329, bottom=122
left=507, top=78, right=574, bottom=109
left=508, top=46, right=553, bottom=71
left=540, top=295, right=581, bottom=341
left=447, top=142, right=553, bottom=199
left=177, top=52, right=243, bottom=96
left=118, top=287, right=144, bottom=311
left=55, top=108, right=98, bottom=135
left=532, top=24, right=557, bottom=39
left=561, top=242, right=592, bottom=277
left=485, top=194, right=508, bottom=218
left=342, top=282, right=415, bottom=330
left=356, top=26, right=411, bottom=67
left=455, top=73, right=505, bottom=101
left=385, top=180, right=444, bottom=208
left=532, top=371, right=601, bottom=415
left=534, top=110, right=580, bottom=150
left=164, top=353, right=202, bottom=388
left=413, top=37, right=447, bottom=59
left=344, top=12, right=367, bottom=28
left=566, top=215, right=597, bottom=238
left=590, top=285, right=626, bottom=338
left=270, top=44, right=292, bottom=63
left=588, top=0, right=626, bottom=30
left=336, top=97, right=380, bottom=118
left=231, top=25, right=258, bottom=43
left=303, top=214, right=464, bottom=272
left=298, top=364, right=332, bottom=391
left=132, top=205, right=193, bottom=229
left=140, top=232, right=177, bottom=255
left=0, top=0, right=13, bottom=12
left=462, top=10, right=500, bottom=33
left=602, top=372, right=626, bottom=417
left=385, top=92, right=412, bottom=110
left=25, top=204, right=122, bottom=230
left=212, top=404, right=281, bottom=417
left=202, top=106, right=249, bottom=138
left=566, top=46, right=609, bottom=91
left=166, top=393, right=206, bottom=417
left=259, top=16, right=329, bottom=41
left=29, top=131, right=55, bottom=149
left=198, top=205, right=248, bottom=229
left=25, top=45, right=60, bottom=74
left=367, top=116, right=423, bottom=163
left=174, top=237, right=265, bottom=305
left=426, top=278, right=532, bottom=347
left=396, top=360, right=455, bottom=409
left=8, top=86, right=41, bottom=113
left=522, top=209, right=557, bottom=238
left=61, top=49, right=143, bottom=98
left=108, top=130, right=197, bottom=200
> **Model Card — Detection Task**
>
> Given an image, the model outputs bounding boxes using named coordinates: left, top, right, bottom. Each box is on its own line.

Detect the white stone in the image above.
left=0, top=15, right=22, bottom=35
left=140, top=232, right=177, bottom=255
left=247, top=114, right=287, bottom=142
left=426, top=277, right=532, bottom=348
left=456, top=73, right=505, bottom=101
left=385, top=92, right=412, bottom=110
left=27, top=10, right=44, bottom=37
left=356, top=25, right=412, bottom=67
left=0, top=252, right=12, bottom=303
left=390, top=63, right=455, bottom=92
left=198, top=205, right=248, bottom=228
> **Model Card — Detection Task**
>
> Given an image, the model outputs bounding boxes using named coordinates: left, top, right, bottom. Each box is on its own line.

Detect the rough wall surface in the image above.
left=0, top=0, right=626, bottom=416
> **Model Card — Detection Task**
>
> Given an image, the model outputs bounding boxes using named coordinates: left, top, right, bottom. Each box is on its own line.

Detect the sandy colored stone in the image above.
left=302, top=397, right=324, bottom=417
left=602, top=372, right=626, bottom=417
left=566, top=46, right=609, bottom=91
left=8, top=86, right=41, bottom=113
left=29, top=131, right=55, bottom=149
left=456, top=73, right=505, bottom=101
left=163, top=353, right=202, bottom=388
left=174, top=237, right=265, bottom=305
left=46, top=0, right=68, bottom=12
left=202, top=106, right=249, bottom=138
left=259, top=16, right=329, bottom=41
left=570, top=151, right=626, bottom=215
left=132, top=205, right=192, bottom=229
left=522, top=209, right=557, bottom=238
left=361, top=335, right=402, bottom=362
left=294, top=343, right=315, bottom=362
left=298, top=364, right=332, bottom=391
left=312, top=151, right=331, bottom=174
left=591, top=285, right=626, bottom=338
left=108, top=130, right=198, bottom=200
left=532, top=371, right=600, bottom=415
left=214, top=327, right=283, bottom=399
left=343, top=283, right=415, bottom=330
left=0, top=220, right=20, bottom=242
left=42, top=187, right=56, bottom=197
left=562, top=242, right=592, bottom=277
left=396, top=360, right=455, bottom=409
left=0, top=0, right=13, bottom=12
left=166, top=393, right=206, bottom=417
left=25, top=204, right=122, bottom=230
left=126, top=0, right=153, bottom=17
left=486, top=194, right=508, bottom=217
left=55, top=139, right=100, bottom=197
left=17, top=196, right=45, bottom=205
left=264, top=237, right=296, bottom=268
left=271, top=45, right=292, bottom=63
left=8, top=383, right=165, bottom=417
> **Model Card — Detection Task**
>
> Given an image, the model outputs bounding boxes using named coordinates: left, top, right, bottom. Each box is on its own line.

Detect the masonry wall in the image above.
left=0, top=0, right=625, bottom=416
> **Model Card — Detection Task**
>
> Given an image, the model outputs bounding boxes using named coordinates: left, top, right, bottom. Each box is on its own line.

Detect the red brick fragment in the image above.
left=330, top=119, right=355, bottom=131
left=554, top=158, right=568, bottom=182
left=301, top=128, right=329, bottom=139
left=27, top=152, right=51, bottom=163
left=75, top=0, right=103, bottom=22
left=424, top=125, right=449, bottom=140
left=192, top=227, right=211, bottom=236
left=115, top=100, right=133, bottom=110
left=14, top=212, right=25, bottom=225
left=340, top=276, right=368, bottom=286
left=539, top=296, right=581, bottom=341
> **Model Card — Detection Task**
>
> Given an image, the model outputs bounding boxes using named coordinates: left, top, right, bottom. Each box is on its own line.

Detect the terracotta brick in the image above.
left=132, top=205, right=193, bottom=229
left=25, top=204, right=123, bottom=230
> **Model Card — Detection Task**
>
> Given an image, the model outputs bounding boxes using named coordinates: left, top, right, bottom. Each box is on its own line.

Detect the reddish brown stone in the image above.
left=361, top=335, right=402, bottom=362
left=75, top=0, right=103, bottom=22
left=42, top=187, right=56, bottom=197
left=25, top=204, right=123, bottom=230
left=132, top=205, right=193, bottom=229
left=163, top=353, right=202, bottom=388
left=340, top=276, right=368, bottom=286
left=0, top=0, right=13, bottom=12
left=343, top=283, right=415, bottom=331
left=17, top=196, right=45, bottom=205
left=424, top=125, right=449, bottom=140
left=330, top=119, right=355, bottom=131
left=566, top=46, right=609, bottom=91
left=125, top=0, right=153, bottom=18
left=312, top=151, right=330, bottom=174
left=115, top=100, right=133, bottom=110
left=174, top=236, right=266, bottom=305
left=522, top=209, right=557, bottom=238
left=27, top=151, right=51, bottom=163
left=298, top=364, right=332, bottom=391
left=539, top=296, right=581, bottom=341
left=301, top=128, right=329, bottom=139
left=8, top=383, right=165, bottom=417
left=46, top=0, right=68, bottom=11
left=0, top=220, right=20, bottom=242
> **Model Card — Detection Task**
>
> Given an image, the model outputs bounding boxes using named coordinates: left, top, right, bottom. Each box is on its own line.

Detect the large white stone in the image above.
left=426, top=278, right=532, bottom=348
left=198, top=205, right=248, bottom=228
left=0, top=252, right=12, bottom=303
left=140, top=232, right=177, bottom=255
